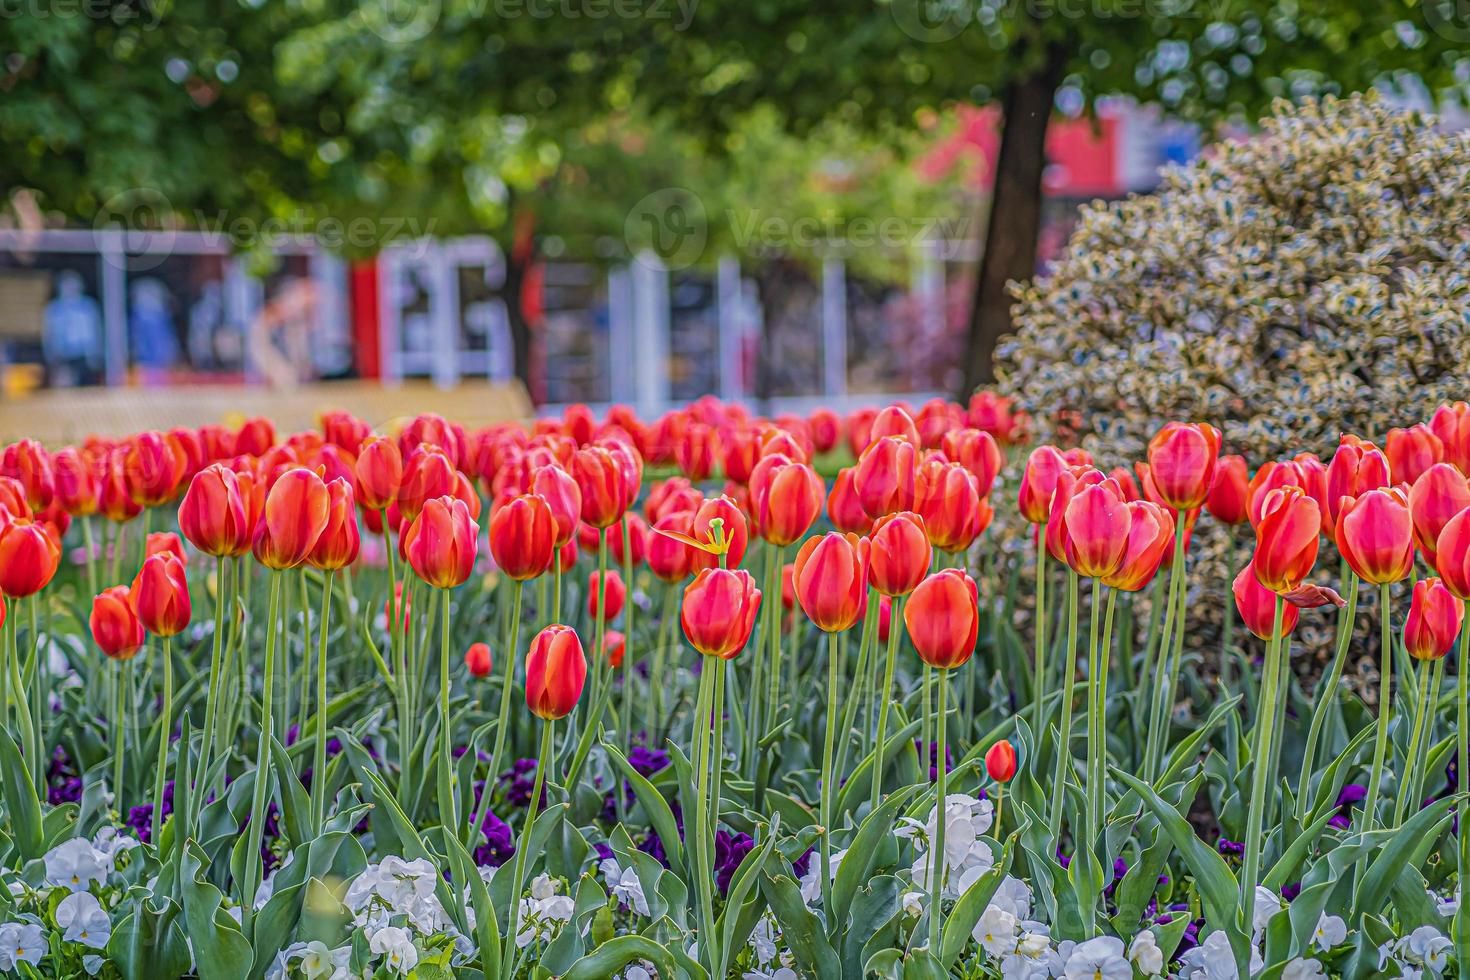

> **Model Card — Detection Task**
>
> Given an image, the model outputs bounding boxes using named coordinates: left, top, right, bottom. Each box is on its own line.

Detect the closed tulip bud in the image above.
left=1247, top=460, right=1317, bottom=528
left=355, top=437, right=403, bottom=512
left=648, top=510, right=699, bottom=583
left=598, top=514, right=644, bottom=567
left=91, top=586, right=145, bottom=660
left=681, top=568, right=762, bottom=659
left=321, top=410, right=370, bottom=456
left=675, top=423, right=718, bottom=481
left=179, top=464, right=250, bottom=557
left=1430, top=402, right=1470, bottom=476
left=793, top=532, right=869, bottom=632
left=808, top=408, right=842, bottom=455
left=603, top=629, right=627, bottom=668
left=588, top=569, right=626, bottom=620
left=234, top=417, right=276, bottom=457
left=1062, top=479, right=1133, bottom=579
left=940, top=428, right=1003, bottom=498
left=915, top=398, right=964, bottom=448
left=854, top=437, right=917, bottom=520
left=488, top=493, right=556, bottom=581
left=525, top=624, right=587, bottom=719
left=1409, top=463, right=1470, bottom=566
left=397, top=448, right=456, bottom=524
left=749, top=455, right=824, bottom=546
left=465, top=642, right=493, bottom=678
left=97, top=452, right=142, bottom=523
left=1436, top=509, right=1470, bottom=600
left=1325, top=441, right=1391, bottom=526
left=868, top=512, right=932, bottom=597
left=572, top=446, right=629, bottom=529
left=1335, top=488, right=1414, bottom=585
left=1206, top=455, right=1250, bottom=526
left=916, top=459, right=985, bottom=553
left=904, top=568, right=979, bottom=669
left=827, top=467, right=874, bottom=536
left=557, top=538, right=578, bottom=574
left=1108, top=466, right=1141, bottom=503
left=531, top=466, right=582, bottom=547
left=1253, top=487, right=1321, bottom=594
left=253, top=467, right=331, bottom=570
left=1387, top=425, right=1444, bottom=487
left=308, top=478, right=360, bottom=570
left=0, top=476, right=30, bottom=520
left=846, top=407, right=878, bottom=458
left=644, top=477, right=702, bottom=524
left=867, top=405, right=920, bottom=449
left=404, top=495, right=479, bottom=589
left=122, top=432, right=184, bottom=508
left=1017, top=446, right=1068, bottom=524
left=168, top=428, right=206, bottom=483
left=692, top=496, right=748, bottom=569
left=1, top=439, right=55, bottom=511
left=1146, top=422, right=1222, bottom=511
left=1102, top=501, right=1175, bottom=592
left=53, top=448, right=98, bottom=517
left=1232, top=561, right=1299, bottom=640
left=132, top=552, right=191, bottom=636
left=0, top=519, right=60, bottom=597
left=722, top=428, right=762, bottom=485
left=146, top=532, right=186, bottom=566
left=1404, top=578, right=1464, bottom=661
left=781, top=562, right=795, bottom=611
left=985, top=739, right=1018, bottom=783
left=876, top=594, right=892, bottom=643
left=1045, top=467, right=1105, bottom=563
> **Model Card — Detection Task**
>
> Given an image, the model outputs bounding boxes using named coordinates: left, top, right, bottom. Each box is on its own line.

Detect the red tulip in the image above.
left=0, top=439, right=54, bottom=511
left=807, top=408, right=842, bottom=455
left=903, top=568, right=979, bottom=669
left=867, top=512, right=932, bottom=597
left=1017, top=446, right=1068, bottom=525
left=1436, top=508, right=1470, bottom=600
left=178, top=464, right=251, bottom=557
left=1387, top=424, right=1444, bottom=487
left=647, top=510, right=699, bottom=583
left=681, top=568, right=762, bottom=659
left=1404, top=578, right=1464, bottom=661
left=1044, top=467, right=1105, bottom=563
left=940, top=428, right=1002, bottom=498
left=853, top=437, right=917, bottom=520
left=846, top=407, right=878, bottom=458
left=1206, top=455, right=1250, bottom=526
left=588, top=569, right=627, bottom=620
left=531, top=466, right=582, bottom=548
left=525, top=624, right=588, bottom=719
left=749, top=455, right=824, bottom=547
left=968, top=391, right=1025, bottom=445
left=606, top=513, right=651, bottom=567
left=1101, top=501, right=1175, bottom=592
left=168, top=428, right=206, bottom=483
left=793, top=532, right=869, bottom=632
left=355, top=437, right=404, bottom=513
left=572, top=446, right=630, bottom=529
left=1232, top=561, right=1299, bottom=640
left=827, top=467, right=874, bottom=536
left=0, top=519, right=59, bottom=598
left=876, top=594, right=892, bottom=644
left=1409, top=463, right=1470, bottom=566
left=1146, top=422, right=1221, bottom=512
left=90, top=586, right=145, bottom=660
left=645, top=477, right=704, bottom=524
left=916, top=458, right=985, bottom=553
left=146, top=532, right=187, bottom=565
left=1108, top=466, right=1141, bottom=503
left=722, top=429, right=762, bottom=486
left=675, top=423, right=718, bottom=481
left=397, top=448, right=456, bottom=525
left=122, top=432, right=185, bottom=508
left=915, top=398, right=964, bottom=449
left=692, top=495, right=748, bottom=569
left=53, top=448, right=99, bottom=517
left=132, top=552, right=191, bottom=636
left=1247, top=460, right=1318, bottom=528
left=1325, top=441, right=1391, bottom=526
left=985, top=739, right=1017, bottom=783
left=1431, top=403, right=1470, bottom=476
left=603, top=629, right=627, bottom=668
left=198, top=424, right=236, bottom=462
left=0, top=476, right=29, bottom=520
left=465, top=642, right=493, bottom=678
left=488, top=493, right=556, bottom=581
left=1252, top=486, right=1321, bottom=594
left=404, top=496, right=480, bottom=589
left=1062, top=479, right=1131, bottom=579
left=557, top=538, right=578, bottom=574
left=234, top=417, right=276, bottom=457
left=253, top=467, right=331, bottom=570
left=1335, top=488, right=1414, bottom=585
left=97, top=452, right=142, bottom=523
left=308, top=478, right=360, bottom=570
left=867, top=405, right=920, bottom=449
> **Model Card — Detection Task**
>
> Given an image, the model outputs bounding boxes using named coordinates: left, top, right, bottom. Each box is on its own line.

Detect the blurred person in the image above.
left=129, top=277, right=181, bottom=384
left=43, top=271, right=102, bottom=386
left=247, top=277, right=318, bottom=389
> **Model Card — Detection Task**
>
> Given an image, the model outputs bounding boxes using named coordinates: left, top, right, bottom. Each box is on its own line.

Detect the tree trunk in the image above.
left=505, top=204, right=536, bottom=402
left=959, top=43, right=1066, bottom=396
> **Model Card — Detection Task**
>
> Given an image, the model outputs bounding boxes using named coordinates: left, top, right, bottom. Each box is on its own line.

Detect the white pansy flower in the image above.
left=1177, top=929, right=1238, bottom=980
left=1433, top=888, right=1459, bottom=918
left=990, top=876, right=1033, bottom=919
left=1128, top=929, right=1164, bottom=977
left=797, top=848, right=846, bottom=906
left=973, top=904, right=1019, bottom=957
left=1404, top=925, right=1452, bottom=973
left=1063, top=936, right=1131, bottom=980
left=56, top=891, right=110, bottom=949
left=83, top=954, right=104, bottom=975
left=600, top=858, right=650, bottom=916
left=1251, top=886, right=1283, bottom=939
left=529, top=873, right=559, bottom=901
left=742, top=969, right=798, bottom=980
left=44, top=838, right=107, bottom=892
left=298, top=940, right=341, bottom=979
left=1281, top=958, right=1325, bottom=980
left=0, top=922, right=46, bottom=970
left=367, top=925, right=419, bottom=976
left=749, top=915, right=779, bottom=965
left=1312, top=913, right=1346, bottom=952
left=901, top=890, right=925, bottom=917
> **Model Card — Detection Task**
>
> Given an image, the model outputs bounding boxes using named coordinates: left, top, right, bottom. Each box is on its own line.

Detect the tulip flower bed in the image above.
left=1, top=395, right=1469, bottom=980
